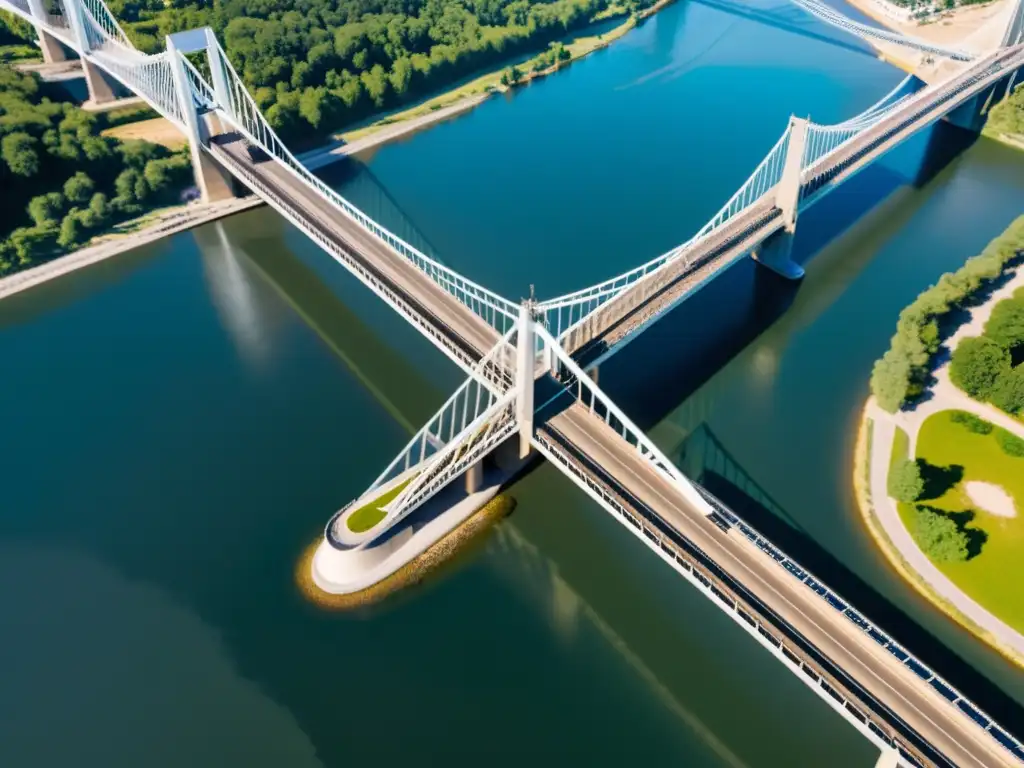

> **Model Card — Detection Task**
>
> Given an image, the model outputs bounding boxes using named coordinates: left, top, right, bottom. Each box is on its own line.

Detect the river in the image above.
left=3, top=1, right=1024, bottom=765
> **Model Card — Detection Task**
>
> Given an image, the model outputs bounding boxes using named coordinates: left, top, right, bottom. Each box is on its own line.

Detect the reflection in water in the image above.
left=487, top=524, right=750, bottom=768
left=0, top=544, right=322, bottom=768
left=198, top=222, right=277, bottom=368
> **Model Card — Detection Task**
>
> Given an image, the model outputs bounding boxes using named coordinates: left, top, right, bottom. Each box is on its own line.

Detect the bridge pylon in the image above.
left=752, top=116, right=807, bottom=280
left=166, top=30, right=237, bottom=203
left=515, top=300, right=536, bottom=459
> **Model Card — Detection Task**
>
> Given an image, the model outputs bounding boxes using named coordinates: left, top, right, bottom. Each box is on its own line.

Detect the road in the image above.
left=208, top=134, right=502, bottom=369
left=538, top=398, right=1015, bottom=767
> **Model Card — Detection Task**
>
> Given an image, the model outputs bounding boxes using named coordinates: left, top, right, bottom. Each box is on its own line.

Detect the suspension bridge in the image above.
left=7, top=0, right=1024, bottom=764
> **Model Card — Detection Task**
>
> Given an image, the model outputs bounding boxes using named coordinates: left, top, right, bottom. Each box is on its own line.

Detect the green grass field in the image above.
left=346, top=479, right=413, bottom=533
left=898, top=411, right=1024, bottom=633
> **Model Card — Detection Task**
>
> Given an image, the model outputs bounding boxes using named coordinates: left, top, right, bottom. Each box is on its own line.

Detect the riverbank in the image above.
left=853, top=252, right=1024, bottom=667
left=843, top=0, right=1009, bottom=75
left=0, top=196, right=260, bottom=300
left=321, top=0, right=674, bottom=154
left=854, top=401, right=1024, bottom=668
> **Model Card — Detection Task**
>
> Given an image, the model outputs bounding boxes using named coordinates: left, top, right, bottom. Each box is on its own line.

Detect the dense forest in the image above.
left=98, top=0, right=653, bottom=143
left=0, top=61, right=192, bottom=276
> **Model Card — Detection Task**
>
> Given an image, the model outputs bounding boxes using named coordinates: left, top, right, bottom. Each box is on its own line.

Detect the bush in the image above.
left=63, top=171, right=95, bottom=205
left=985, top=296, right=1024, bottom=350
left=909, top=506, right=969, bottom=563
left=950, top=336, right=1011, bottom=399
left=950, top=410, right=994, bottom=434
left=889, top=458, right=924, bottom=502
left=996, top=428, right=1024, bottom=458
left=990, top=366, right=1024, bottom=415
left=869, top=215, right=1024, bottom=412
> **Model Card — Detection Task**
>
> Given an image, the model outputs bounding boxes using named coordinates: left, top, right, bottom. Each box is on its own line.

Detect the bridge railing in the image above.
left=326, top=327, right=517, bottom=545
left=204, top=41, right=522, bottom=335
left=536, top=124, right=794, bottom=342
left=535, top=323, right=1024, bottom=766
left=696, top=490, right=1024, bottom=764
left=787, top=0, right=973, bottom=61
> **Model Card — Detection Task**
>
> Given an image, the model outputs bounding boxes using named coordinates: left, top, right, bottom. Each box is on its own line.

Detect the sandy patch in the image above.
left=102, top=116, right=188, bottom=149
left=965, top=481, right=1018, bottom=518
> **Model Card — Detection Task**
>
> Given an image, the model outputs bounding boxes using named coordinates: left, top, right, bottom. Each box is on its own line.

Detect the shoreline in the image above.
left=0, top=197, right=261, bottom=301
left=1, top=1, right=675, bottom=299
left=851, top=398, right=1024, bottom=669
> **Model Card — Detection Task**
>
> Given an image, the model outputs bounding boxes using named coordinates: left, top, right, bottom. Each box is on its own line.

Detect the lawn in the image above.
left=346, top=478, right=413, bottom=533
left=897, top=410, right=1024, bottom=633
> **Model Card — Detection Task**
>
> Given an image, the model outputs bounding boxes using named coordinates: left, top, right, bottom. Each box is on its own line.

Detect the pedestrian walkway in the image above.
left=865, top=262, right=1024, bottom=659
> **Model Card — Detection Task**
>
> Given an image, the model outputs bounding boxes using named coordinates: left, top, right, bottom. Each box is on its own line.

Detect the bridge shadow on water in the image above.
left=689, top=432, right=1024, bottom=734
left=691, top=0, right=878, bottom=60
left=568, top=117, right=1024, bottom=731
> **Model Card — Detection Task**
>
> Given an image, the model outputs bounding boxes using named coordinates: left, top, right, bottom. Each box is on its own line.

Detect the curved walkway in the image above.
left=868, top=402, right=1024, bottom=657
left=865, top=263, right=1024, bottom=659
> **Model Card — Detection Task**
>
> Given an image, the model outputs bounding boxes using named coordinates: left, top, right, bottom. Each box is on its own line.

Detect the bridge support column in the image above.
left=948, top=75, right=1015, bottom=134
left=515, top=301, right=536, bottom=460
left=464, top=460, right=483, bottom=494
left=874, top=747, right=899, bottom=768
left=27, top=0, right=69, bottom=64
left=752, top=116, right=806, bottom=280
left=166, top=35, right=236, bottom=204
left=60, top=0, right=118, bottom=105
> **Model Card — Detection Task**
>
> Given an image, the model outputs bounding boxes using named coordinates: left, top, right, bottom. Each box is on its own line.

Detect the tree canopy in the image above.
left=0, top=62, right=192, bottom=275
left=98, top=0, right=651, bottom=144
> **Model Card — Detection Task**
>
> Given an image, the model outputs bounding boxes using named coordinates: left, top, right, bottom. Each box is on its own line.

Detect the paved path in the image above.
left=894, top=263, right=1024, bottom=453
left=868, top=401, right=1024, bottom=658
left=866, top=263, right=1024, bottom=659
left=299, top=95, right=488, bottom=170
left=540, top=400, right=1013, bottom=767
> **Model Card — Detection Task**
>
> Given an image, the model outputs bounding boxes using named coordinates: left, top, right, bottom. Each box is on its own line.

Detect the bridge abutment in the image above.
left=948, top=71, right=1019, bottom=133
left=751, top=116, right=807, bottom=280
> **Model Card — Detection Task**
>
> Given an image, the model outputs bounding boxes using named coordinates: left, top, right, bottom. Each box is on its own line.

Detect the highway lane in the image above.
left=208, top=134, right=503, bottom=367
left=538, top=399, right=1014, bottom=768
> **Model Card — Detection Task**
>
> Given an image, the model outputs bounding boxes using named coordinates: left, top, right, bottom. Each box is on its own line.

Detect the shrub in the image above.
left=909, top=506, right=969, bottom=563
left=950, top=336, right=1011, bottom=399
left=996, top=428, right=1024, bottom=458
left=990, top=366, right=1024, bottom=416
left=950, top=410, right=994, bottom=434
left=985, top=296, right=1024, bottom=350
left=889, top=458, right=924, bottom=502
left=869, top=215, right=1024, bottom=412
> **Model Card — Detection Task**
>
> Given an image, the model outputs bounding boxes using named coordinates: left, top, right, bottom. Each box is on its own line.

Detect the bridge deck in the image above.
left=537, top=399, right=1012, bottom=768
left=567, top=46, right=1024, bottom=363
left=207, top=133, right=501, bottom=367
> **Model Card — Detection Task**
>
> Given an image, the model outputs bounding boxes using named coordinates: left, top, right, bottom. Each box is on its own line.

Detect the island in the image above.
left=855, top=214, right=1024, bottom=665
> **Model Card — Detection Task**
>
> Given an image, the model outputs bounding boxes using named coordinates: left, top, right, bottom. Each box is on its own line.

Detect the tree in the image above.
left=990, top=366, right=1024, bottom=416
left=871, top=351, right=912, bottom=413
left=889, top=458, right=924, bottom=502
left=2, top=131, right=39, bottom=176
left=63, top=171, right=95, bottom=205
left=985, top=297, right=1024, bottom=351
left=27, top=192, right=65, bottom=227
left=950, top=336, right=1011, bottom=400
left=909, top=506, right=969, bottom=563
left=9, top=224, right=55, bottom=263
left=57, top=209, right=86, bottom=249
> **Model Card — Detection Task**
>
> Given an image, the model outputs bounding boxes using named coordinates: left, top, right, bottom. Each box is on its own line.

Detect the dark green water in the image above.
left=4, top=1, right=1024, bottom=766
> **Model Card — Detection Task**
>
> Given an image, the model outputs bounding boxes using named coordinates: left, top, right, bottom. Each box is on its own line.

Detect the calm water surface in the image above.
left=4, top=1, right=1024, bottom=765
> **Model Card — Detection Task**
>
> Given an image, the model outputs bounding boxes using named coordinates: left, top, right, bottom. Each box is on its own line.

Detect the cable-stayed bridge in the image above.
left=6, top=0, right=1024, bottom=764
